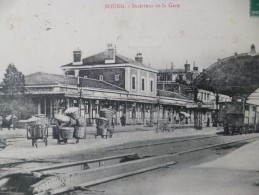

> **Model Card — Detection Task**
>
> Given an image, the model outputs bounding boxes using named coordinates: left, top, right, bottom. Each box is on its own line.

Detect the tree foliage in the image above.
left=0, top=94, right=37, bottom=119
left=0, top=64, right=36, bottom=119
left=2, top=64, right=25, bottom=94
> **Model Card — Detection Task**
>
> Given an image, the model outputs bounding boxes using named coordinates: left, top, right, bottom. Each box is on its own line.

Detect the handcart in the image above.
left=53, top=109, right=87, bottom=144
left=53, top=124, right=86, bottom=144
left=95, top=108, right=116, bottom=139
left=95, top=117, right=113, bottom=139
left=27, top=124, right=48, bottom=148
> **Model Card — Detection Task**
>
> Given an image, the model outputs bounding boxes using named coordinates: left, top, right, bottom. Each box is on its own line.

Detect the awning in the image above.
left=179, top=112, right=191, bottom=118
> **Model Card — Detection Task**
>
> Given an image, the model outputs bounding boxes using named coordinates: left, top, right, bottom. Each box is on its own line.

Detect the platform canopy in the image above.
left=195, top=45, right=259, bottom=98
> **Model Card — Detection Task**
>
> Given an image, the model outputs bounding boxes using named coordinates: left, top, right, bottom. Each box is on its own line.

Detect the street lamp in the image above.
left=77, top=77, right=83, bottom=116
left=156, top=95, right=160, bottom=133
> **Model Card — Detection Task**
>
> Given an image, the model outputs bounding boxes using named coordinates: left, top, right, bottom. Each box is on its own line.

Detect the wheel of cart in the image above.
left=27, top=124, right=48, bottom=148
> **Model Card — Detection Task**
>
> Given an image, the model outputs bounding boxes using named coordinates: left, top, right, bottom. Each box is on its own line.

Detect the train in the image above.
left=218, top=97, right=259, bottom=135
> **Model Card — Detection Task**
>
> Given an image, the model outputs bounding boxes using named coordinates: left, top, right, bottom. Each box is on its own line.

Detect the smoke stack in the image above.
left=135, top=53, right=143, bottom=63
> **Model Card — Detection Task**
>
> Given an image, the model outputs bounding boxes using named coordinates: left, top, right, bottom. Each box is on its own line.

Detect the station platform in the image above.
left=0, top=125, right=220, bottom=160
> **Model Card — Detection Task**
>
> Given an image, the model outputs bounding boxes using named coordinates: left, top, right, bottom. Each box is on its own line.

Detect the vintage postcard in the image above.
left=0, top=0, right=259, bottom=194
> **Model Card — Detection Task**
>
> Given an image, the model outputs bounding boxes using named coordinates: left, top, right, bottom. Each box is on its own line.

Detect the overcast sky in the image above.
left=0, top=0, right=259, bottom=80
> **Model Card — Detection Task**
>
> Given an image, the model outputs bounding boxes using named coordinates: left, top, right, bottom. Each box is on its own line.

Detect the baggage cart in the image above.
left=27, top=124, right=48, bottom=148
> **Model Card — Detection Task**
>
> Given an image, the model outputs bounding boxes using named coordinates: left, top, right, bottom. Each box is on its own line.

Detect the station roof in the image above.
left=157, top=89, right=192, bottom=101
left=195, top=46, right=259, bottom=97
left=25, top=72, right=126, bottom=91
left=61, top=51, right=156, bottom=71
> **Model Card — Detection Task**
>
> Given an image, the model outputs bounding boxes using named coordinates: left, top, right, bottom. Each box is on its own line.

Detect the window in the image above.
left=99, top=75, right=103, bottom=81
left=142, top=78, right=145, bottom=91
left=115, top=75, right=119, bottom=81
left=132, top=76, right=136, bottom=90
left=150, top=80, right=153, bottom=92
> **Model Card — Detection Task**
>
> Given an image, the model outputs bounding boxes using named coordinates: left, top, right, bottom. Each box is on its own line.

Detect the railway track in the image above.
left=0, top=134, right=259, bottom=194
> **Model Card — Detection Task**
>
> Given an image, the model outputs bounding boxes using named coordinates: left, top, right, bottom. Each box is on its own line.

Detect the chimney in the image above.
left=171, top=62, right=174, bottom=70
left=73, top=48, right=82, bottom=65
left=193, top=66, right=199, bottom=71
left=184, top=63, right=190, bottom=73
left=250, top=44, right=256, bottom=56
left=105, top=43, right=116, bottom=64
left=135, top=52, right=143, bottom=63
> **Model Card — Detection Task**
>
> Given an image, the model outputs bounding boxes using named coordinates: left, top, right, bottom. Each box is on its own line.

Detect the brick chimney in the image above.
left=193, top=66, right=199, bottom=71
left=171, top=62, right=174, bottom=70
left=250, top=44, right=256, bottom=56
left=184, top=62, right=190, bottom=73
left=105, top=43, right=116, bottom=64
left=135, top=53, right=143, bottom=63
left=73, top=48, right=82, bottom=65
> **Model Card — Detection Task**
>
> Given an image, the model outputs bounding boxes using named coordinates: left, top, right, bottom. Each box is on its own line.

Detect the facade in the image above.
left=19, top=44, right=195, bottom=126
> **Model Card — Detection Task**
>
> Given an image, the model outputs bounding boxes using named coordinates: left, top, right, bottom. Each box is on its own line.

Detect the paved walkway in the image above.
left=0, top=125, right=220, bottom=160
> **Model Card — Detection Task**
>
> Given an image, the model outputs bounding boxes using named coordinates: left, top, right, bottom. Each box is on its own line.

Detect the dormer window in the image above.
left=115, top=75, right=119, bottom=81
left=99, top=75, right=103, bottom=81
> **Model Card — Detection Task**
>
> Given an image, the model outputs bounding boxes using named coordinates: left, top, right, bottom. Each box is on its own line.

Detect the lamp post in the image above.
left=156, top=95, right=160, bottom=133
left=77, top=77, right=83, bottom=116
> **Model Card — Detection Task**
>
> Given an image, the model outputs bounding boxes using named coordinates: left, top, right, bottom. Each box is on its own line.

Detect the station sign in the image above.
left=186, top=102, right=214, bottom=109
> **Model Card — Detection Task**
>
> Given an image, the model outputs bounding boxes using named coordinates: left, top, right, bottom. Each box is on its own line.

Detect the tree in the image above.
left=2, top=64, right=25, bottom=94
left=0, top=64, right=36, bottom=120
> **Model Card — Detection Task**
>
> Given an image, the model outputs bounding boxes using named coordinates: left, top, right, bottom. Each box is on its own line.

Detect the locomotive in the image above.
left=218, top=97, right=258, bottom=135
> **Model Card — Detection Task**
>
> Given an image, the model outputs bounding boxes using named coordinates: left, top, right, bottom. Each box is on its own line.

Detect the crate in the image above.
left=74, top=127, right=86, bottom=139
left=60, top=127, right=74, bottom=139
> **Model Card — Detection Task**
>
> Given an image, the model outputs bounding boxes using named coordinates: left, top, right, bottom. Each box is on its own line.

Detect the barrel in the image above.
left=74, top=127, right=86, bottom=139
left=76, top=117, right=87, bottom=127
left=60, top=127, right=74, bottom=139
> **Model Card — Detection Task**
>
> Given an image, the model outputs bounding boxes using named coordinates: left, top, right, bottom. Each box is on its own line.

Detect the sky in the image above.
left=0, top=0, right=259, bottom=80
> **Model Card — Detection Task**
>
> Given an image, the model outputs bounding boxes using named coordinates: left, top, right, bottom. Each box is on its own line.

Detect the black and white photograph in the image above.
left=0, top=0, right=259, bottom=194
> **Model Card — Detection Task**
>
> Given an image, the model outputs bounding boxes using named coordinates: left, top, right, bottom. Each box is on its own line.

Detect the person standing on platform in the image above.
left=0, top=116, right=3, bottom=130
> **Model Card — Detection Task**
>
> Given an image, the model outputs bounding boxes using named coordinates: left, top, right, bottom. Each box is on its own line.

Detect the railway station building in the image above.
left=22, top=44, right=195, bottom=126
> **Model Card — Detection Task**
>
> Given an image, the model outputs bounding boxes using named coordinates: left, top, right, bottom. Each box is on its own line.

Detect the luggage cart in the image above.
left=95, top=117, right=113, bottom=139
left=95, top=108, right=116, bottom=139
left=53, top=126, right=86, bottom=144
left=27, top=124, right=48, bottom=148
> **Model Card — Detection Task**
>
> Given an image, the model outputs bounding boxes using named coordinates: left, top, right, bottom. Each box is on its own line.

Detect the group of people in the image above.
left=0, top=115, right=18, bottom=130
